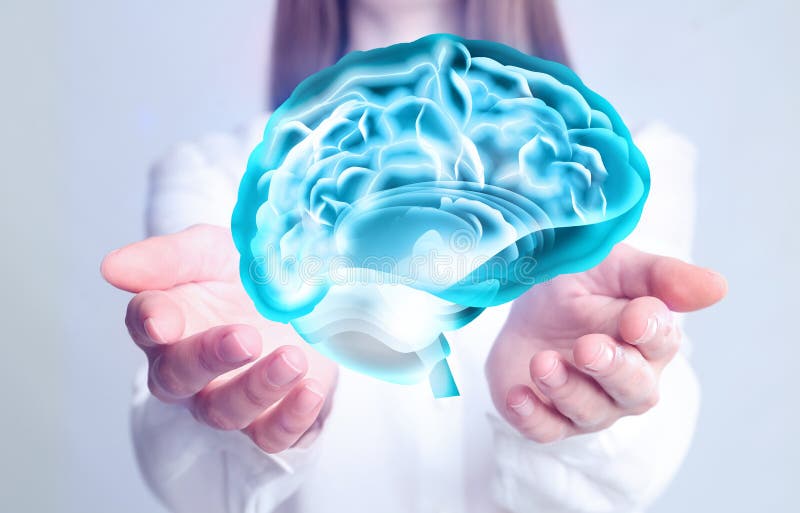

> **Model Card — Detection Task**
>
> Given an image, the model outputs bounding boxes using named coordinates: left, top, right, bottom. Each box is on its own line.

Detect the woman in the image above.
left=101, top=1, right=727, bottom=512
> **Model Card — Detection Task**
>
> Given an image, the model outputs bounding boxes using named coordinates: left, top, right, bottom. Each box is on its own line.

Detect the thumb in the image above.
left=101, top=224, right=238, bottom=293
left=611, top=244, right=728, bottom=312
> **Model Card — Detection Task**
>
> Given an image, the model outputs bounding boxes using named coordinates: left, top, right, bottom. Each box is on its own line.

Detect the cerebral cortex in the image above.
left=232, top=34, right=649, bottom=397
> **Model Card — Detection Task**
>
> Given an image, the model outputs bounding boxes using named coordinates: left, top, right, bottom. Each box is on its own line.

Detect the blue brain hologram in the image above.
left=232, top=34, right=650, bottom=397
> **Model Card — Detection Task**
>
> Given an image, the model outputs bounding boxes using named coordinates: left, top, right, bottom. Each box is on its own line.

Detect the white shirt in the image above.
left=133, top=115, right=700, bottom=513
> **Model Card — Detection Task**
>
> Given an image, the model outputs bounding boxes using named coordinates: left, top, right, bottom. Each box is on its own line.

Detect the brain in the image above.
left=232, top=34, right=649, bottom=396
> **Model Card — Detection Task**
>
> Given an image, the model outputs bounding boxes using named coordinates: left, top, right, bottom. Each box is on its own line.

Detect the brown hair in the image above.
left=269, top=0, right=572, bottom=109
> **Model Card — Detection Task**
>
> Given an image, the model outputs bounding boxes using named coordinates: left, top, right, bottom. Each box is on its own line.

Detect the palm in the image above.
left=506, top=253, right=632, bottom=353
left=173, top=278, right=339, bottom=374
left=170, top=280, right=292, bottom=344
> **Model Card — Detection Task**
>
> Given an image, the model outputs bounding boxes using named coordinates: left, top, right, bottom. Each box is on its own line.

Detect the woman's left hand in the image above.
left=485, top=243, right=727, bottom=443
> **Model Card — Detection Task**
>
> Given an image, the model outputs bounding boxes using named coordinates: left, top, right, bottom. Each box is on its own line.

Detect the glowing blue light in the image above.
left=232, top=34, right=649, bottom=397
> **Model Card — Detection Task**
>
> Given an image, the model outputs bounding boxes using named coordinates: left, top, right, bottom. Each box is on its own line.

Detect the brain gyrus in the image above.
left=232, top=34, right=650, bottom=397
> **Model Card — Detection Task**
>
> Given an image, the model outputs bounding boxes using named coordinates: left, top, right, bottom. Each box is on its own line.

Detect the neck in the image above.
left=346, top=0, right=461, bottom=52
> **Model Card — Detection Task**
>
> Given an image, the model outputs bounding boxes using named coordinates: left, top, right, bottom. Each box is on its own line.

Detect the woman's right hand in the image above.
left=101, top=224, right=338, bottom=453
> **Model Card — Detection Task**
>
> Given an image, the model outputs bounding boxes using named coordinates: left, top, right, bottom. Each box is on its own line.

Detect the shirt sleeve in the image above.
left=489, top=122, right=702, bottom=513
left=131, top=368, right=322, bottom=513
left=131, top=114, right=323, bottom=513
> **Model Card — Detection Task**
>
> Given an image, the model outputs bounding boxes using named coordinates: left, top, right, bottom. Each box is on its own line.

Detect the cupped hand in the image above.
left=101, top=224, right=338, bottom=453
left=486, top=243, right=727, bottom=443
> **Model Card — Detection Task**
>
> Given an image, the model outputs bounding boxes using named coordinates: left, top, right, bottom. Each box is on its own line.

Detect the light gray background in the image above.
left=1, top=1, right=796, bottom=512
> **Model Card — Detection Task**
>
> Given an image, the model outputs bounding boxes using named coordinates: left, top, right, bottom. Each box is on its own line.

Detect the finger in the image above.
left=505, top=385, right=573, bottom=443
left=573, top=334, right=659, bottom=411
left=192, top=346, right=308, bottom=430
left=149, top=324, right=261, bottom=401
left=101, top=224, right=237, bottom=293
left=244, top=379, right=327, bottom=453
left=617, top=296, right=681, bottom=362
left=530, top=350, right=620, bottom=430
left=608, top=244, right=728, bottom=312
left=125, top=290, right=187, bottom=349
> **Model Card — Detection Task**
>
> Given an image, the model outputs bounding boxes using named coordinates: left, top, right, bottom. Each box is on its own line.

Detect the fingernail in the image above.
left=295, top=384, right=324, bottom=414
left=538, top=359, right=568, bottom=388
left=143, top=317, right=165, bottom=344
left=510, top=393, right=535, bottom=417
left=634, top=316, right=659, bottom=345
left=265, top=352, right=304, bottom=387
left=217, top=332, right=253, bottom=364
left=585, top=342, right=615, bottom=372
